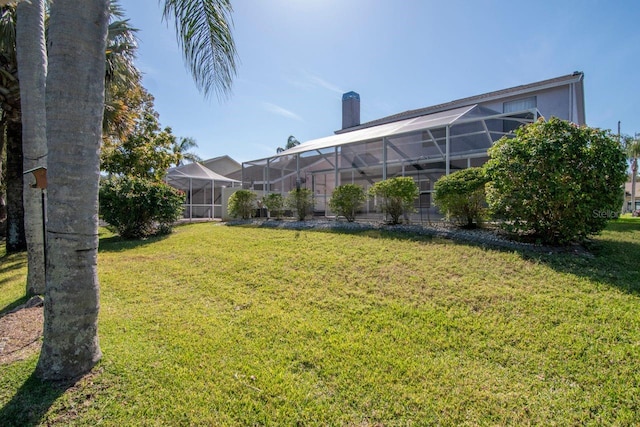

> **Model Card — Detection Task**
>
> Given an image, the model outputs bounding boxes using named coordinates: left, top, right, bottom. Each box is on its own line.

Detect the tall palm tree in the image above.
left=17, top=0, right=47, bottom=295
left=276, top=135, right=300, bottom=153
left=35, top=0, right=109, bottom=380
left=103, top=0, right=141, bottom=142
left=35, top=0, right=237, bottom=380
left=0, top=6, right=26, bottom=253
left=172, top=136, right=201, bottom=166
left=2, top=0, right=139, bottom=295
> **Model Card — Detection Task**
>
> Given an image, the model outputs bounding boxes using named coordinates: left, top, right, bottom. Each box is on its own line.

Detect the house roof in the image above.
left=201, top=155, right=241, bottom=168
left=166, top=162, right=239, bottom=182
left=336, top=71, right=585, bottom=134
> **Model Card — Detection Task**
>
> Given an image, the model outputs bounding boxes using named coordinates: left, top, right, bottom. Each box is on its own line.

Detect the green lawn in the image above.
left=1, top=219, right=639, bottom=426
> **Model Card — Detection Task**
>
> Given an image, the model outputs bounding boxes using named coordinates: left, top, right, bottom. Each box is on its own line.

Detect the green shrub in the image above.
left=368, top=177, right=419, bottom=225
left=99, top=176, right=185, bottom=239
left=485, top=117, right=627, bottom=244
left=228, top=189, right=257, bottom=220
left=262, top=193, right=285, bottom=219
left=434, top=167, right=489, bottom=228
left=286, top=188, right=314, bottom=221
left=329, top=184, right=366, bottom=222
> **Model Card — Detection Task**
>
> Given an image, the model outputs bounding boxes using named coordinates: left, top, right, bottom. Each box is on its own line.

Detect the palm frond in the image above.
left=162, top=0, right=237, bottom=100
left=0, top=6, right=16, bottom=57
left=105, top=15, right=140, bottom=89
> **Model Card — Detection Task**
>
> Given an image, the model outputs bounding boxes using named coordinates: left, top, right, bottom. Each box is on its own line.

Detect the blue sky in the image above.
left=124, top=0, right=640, bottom=163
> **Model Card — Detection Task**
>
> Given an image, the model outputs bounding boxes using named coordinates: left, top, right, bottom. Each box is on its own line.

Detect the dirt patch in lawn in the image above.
left=0, top=299, right=43, bottom=365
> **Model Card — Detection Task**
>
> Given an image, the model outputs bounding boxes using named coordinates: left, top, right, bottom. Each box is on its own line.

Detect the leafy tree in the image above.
left=329, top=184, right=366, bottom=222
left=263, top=192, right=284, bottom=219
left=368, top=177, right=419, bottom=225
left=100, top=86, right=192, bottom=241
left=103, top=77, right=148, bottom=146
left=277, top=135, right=300, bottom=153
left=485, top=117, right=627, bottom=244
left=434, top=167, right=488, bottom=228
left=286, top=187, right=314, bottom=221
left=101, top=95, right=177, bottom=181
left=228, top=189, right=257, bottom=219
left=100, top=176, right=185, bottom=238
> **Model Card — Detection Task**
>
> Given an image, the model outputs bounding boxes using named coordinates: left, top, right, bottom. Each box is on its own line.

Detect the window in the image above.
left=503, top=96, right=536, bottom=113
left=503, top=96, right=536, bottom=132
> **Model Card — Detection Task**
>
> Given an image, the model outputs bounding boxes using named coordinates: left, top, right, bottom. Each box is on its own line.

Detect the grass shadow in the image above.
left=425, top=222, right=640, bottom=296
left=0, top=372, right=72, bottom=427
left=0, top=255, right=27, bottom=275
left=0, top=252, right=28, bottom=313
left=0, top=295, right=30, bottom=317
left=233, top=218, right=640, bottom=296
left=98, top=231, right=172, bottom=253
left=598, top=217, right=640, bottom=233
left=535, top=236, right=640, bottom=296
left=0, top=253, right=28, bottom=287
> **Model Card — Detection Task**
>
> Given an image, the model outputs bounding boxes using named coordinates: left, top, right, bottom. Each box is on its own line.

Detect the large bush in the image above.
left=100, top=176, right=185, bottom=239
left=286, top=188, right=314, bottom=221
left=228, top=189, right=257, bottom=220
left=485, top=117, right=627, bottom=244
left=329, top=184, right=366, bottom=222
left=434, top=167, right=489, bottom=228
left=368, top=177, right=419, bottom=224
left=262, top=193, right=284, bottom=219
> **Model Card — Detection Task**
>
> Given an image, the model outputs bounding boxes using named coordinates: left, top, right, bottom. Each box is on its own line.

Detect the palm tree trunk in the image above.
left=36, top=0, right=109, bottom=381
left=5, top=118, right=26, bottom=253
left=17, top=0, right=47, bottom=295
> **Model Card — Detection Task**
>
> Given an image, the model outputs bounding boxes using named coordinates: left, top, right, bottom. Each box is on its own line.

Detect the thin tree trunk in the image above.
left=632, top=159, right=638, bottom=211
left=0, top=121, right=6, bottom=235
left=36, top=0, right=109, bottom=381
left=5, top=118, right=26, bottom=253
left=17, top=0, right=48, bottom=295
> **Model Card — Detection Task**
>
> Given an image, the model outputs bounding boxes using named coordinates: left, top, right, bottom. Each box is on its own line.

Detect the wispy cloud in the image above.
left=306, top=74, right=344, bottom=95
left=262, top=102, right=304, bottom=122
left=289, top=71, right=345, bottom=96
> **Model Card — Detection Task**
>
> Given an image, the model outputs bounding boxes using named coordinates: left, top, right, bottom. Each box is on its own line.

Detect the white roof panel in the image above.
left=166, top=162, right=239, bottom=182
left=277, top=105, right=476, bottom=157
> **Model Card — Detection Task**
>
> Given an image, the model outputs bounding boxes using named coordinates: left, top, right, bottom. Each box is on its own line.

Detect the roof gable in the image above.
left=166, top=162, right=239, bottom=182
left=337, top=72, right=584, bottom=134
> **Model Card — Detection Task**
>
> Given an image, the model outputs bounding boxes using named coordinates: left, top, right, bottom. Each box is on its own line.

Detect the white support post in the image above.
left=189, top=178, right=193, bottom=220
left=280, top=162, right=284, bottom=196
left=445, top=126, right=451, bottom=175
left=334, top=147, right=339, bottom=189
left=382, top=137, right=388, bottom=180
left=266, top=158, right=270, bottom=195
left=296, top=154, right=300, bottom=189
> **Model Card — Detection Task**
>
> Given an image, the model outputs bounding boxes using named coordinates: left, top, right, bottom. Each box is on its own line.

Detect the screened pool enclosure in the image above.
left=166, top=162, right=240, bottom=220
left=242, top=104, right=539, bottom=221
